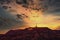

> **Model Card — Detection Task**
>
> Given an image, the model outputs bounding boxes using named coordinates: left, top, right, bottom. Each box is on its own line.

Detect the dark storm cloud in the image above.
left=0, top=0, right=60, bottom=16
left=0, top=7, right=24, bottom=30
left=0, top=0, right=11, bottom=4
left=40, top=0, right=60, bottom=16
left=16, top=0, right=28, bottom=4
left=16, top=0, right=60, bottom=14
left=47, top=0, right=60, bottom=11
left=0, top=0, right=26, bottom=31
left=16, top=0, right=29, bottom=8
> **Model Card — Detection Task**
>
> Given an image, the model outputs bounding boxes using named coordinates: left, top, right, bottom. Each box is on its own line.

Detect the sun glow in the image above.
left=22, top=10, right=60, bottom=30
left=8, top=3, right=60, bottom=30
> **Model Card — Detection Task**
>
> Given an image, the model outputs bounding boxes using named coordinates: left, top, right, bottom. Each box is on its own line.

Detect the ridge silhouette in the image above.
left=0, top=27, right=60, bottom=40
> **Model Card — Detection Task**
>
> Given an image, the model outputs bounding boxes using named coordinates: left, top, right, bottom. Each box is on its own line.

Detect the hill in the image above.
left=0, top=27, right=60, bottom=40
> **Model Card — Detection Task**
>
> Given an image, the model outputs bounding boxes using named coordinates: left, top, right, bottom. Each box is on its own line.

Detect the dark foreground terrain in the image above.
left=0, top=27, right=60, bottom=40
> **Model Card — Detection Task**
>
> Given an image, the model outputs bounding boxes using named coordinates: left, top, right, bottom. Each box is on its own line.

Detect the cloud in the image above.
left=0, top=0, right=60, bottom=13
left=41, top=0, right=60, bottom=16
left=0, top=0, right=60, bottom=32
left=16, top=0, right=60, bottom=15
left=0, top=7, right=24, bottom=30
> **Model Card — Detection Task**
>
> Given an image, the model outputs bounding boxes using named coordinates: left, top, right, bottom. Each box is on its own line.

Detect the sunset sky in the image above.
left=0, top=0, right=60, bottom=34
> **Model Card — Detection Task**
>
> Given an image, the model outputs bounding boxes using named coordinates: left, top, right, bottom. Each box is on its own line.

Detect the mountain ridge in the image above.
left=0, top=27, right=60, bottom=40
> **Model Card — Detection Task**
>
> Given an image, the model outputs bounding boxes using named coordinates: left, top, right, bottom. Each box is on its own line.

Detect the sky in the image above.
left=0, top=0, right=60, bottom=34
